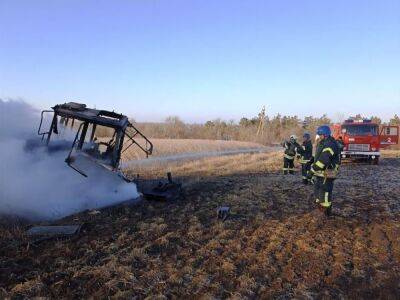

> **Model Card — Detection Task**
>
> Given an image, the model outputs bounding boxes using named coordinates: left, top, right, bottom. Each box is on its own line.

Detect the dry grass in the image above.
left=125, top=151, right=281, bottom=179
left=1, top=149, right=400, bottom=298
left=121, top=138, right=271, bottom=178
left=122, top=138, right=266, bottom=160
left=382, top=148, right=400, bottom=157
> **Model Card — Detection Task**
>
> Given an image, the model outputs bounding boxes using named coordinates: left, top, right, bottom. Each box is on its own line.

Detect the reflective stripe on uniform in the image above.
left=325, top=164, right=339, bottom=179
left=284, top=154, right=295, bottom=160
left=320, top=192, right=331, bottom=208
left=302, top=176, right=307, bottom=179
left=315, top=160, right=325, bottom=168
left=322, top=147, right=334, bottom=156
left=311, top=167, right=324, bottom=177
left=282, top=168, right=288, bottom=170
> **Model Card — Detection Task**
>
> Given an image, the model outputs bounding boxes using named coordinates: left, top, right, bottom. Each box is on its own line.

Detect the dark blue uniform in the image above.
left=282, top=140, right=300, bottom=174
left=336, top=137, right=344, bottom=164
left=297, top=139, right=313, bottom=184
left=310, top=136, right=340, bottom=216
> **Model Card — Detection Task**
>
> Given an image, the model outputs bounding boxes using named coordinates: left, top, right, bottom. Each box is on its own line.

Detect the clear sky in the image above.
left=0, top=0, right=399, bottom=122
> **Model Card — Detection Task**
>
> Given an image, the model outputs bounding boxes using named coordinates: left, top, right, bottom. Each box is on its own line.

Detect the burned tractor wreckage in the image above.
left=31, top=102, right=181, bottom=201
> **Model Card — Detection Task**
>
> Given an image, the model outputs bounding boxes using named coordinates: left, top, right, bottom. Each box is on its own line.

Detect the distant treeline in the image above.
left=125, top=114, right=400, bottom=145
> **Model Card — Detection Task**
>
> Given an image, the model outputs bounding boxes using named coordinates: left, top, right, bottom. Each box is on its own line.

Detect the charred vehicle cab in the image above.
left=333, top=119, right=399, bottom=164
left=35, top=102, right=153, bottom=176
left=28, top=102, right=181, bottom=200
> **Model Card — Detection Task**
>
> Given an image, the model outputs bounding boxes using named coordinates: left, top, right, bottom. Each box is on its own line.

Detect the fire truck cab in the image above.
left=332, top=119, right=399, bottom=164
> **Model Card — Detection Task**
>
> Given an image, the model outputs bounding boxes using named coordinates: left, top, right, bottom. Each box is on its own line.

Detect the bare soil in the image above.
left=1, top=150, right=400, bottom=298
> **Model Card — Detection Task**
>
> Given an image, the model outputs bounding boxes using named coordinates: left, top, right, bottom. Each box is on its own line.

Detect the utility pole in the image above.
left=256, top=106, right=266, bottom=136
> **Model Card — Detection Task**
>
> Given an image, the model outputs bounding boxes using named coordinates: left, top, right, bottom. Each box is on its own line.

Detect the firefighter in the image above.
left=307, top=125, right=340, bottom=217
left=336, top=136, right=345, bottom=164
left=282, top=135, right=300, bottom=175
left=297, top=132, right=313, bottom=184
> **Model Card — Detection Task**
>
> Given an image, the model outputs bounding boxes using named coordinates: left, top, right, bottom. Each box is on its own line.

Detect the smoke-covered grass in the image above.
left=0, top=99, right=139, bottom=221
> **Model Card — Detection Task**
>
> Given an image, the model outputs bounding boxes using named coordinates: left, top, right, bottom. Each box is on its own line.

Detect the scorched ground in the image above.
left=1, top=150, right=400, bottom=298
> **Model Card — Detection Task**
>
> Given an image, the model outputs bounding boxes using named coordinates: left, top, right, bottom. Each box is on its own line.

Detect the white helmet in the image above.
left=290, top=134, right=297, bottom=141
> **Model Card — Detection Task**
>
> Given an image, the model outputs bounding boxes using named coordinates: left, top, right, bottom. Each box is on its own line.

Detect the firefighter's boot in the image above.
left=325, top=204, right=332, bottom=217
left=302, top=178, right=309, bottom=185
left=315, top=199, right=327, bottom=214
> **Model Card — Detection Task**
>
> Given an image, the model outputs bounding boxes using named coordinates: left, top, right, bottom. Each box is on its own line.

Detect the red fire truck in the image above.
left=332, top=119, right=399, bottom=164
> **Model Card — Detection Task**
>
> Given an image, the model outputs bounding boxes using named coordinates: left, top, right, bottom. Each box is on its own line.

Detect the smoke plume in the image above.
left=0, top=99, right=139, bottom=221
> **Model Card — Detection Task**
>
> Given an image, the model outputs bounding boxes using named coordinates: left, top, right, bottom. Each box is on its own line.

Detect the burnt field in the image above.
left=1, top=150, right=400, bottom=298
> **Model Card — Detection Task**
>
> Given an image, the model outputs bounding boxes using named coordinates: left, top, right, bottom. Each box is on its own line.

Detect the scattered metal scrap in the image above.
left=26, top=224, right=83, bottom=245
left=217, top=206, right=230, bottom=221
left=26, top=225, right=82, bottom=237
left=136, top=172, right=183, bottom=201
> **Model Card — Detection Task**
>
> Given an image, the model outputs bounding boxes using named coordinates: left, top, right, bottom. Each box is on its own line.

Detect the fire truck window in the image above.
left=342, top=125, right=378, bottom=136
left=386, top=128, right=390, bottom=135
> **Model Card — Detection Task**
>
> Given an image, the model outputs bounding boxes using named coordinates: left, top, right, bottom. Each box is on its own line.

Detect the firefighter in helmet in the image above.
left=282, top=135, right=300, bottom=175
left=296, top=132, right=313, bottom=184
left=307, top=125, right=340, bottom=217
left=336, top=136, right=345, bottom=164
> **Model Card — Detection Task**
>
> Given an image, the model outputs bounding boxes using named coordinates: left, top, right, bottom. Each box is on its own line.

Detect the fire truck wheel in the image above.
left=372, top=157, right=379, bottom=165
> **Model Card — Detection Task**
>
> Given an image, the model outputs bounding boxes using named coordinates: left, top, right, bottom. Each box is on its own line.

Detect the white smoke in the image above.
left=0, top=99, right=139, bottom=221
